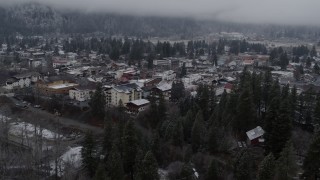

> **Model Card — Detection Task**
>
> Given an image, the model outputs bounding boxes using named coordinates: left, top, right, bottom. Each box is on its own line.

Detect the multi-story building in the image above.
left=106, top=83, right=142, bottom=107
left=4, top=72, right=41, bottom=90
left=36, top=76, right=78, bottom=95
left=69, top=86, right=95, bottom=102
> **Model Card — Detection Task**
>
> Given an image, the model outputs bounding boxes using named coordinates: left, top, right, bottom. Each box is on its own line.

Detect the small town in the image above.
left=1, top=1, right=320, bottom=180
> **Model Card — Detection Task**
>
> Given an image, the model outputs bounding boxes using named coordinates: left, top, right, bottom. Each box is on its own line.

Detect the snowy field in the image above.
left=9, top=122, right=62, bottom=141
left=50, top=146, right=82, bottom=177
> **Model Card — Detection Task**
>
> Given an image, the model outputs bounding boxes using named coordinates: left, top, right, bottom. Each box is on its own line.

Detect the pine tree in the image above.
left=264, top=97, right=280, bottom=155
left=94, top=163, right=107, bottom=180
left=179, top=163, right=195, bottom=180
left=262, top=71, right=273, bottom=110
left=257, top=153, right=276, bottom=180
left=107, top=145, right=124, bottom=180
left=122, top=120, right=138, bottom=179
left=191, top=110, right=205, bottom=152
left=158, top=94, right=167, bottom=122
left=172, top=118, right=184, bottom=147
left=183, top=110, right=195, bottom=142
left=269, top=99, right=292, bottom=157
left=314, top=95, right=320, bottom=126
left=289, top=86, right=297, bottom=120
left=206, top=159, right=219, bottom=180
left=303, top=133, right=320, bottom=179
left=133, top=149, right=144, bottom=180
left=140, top=151, right=159, bottom=180
left=181, top=63, right=187, bottom=77
left=103, top=119, right=114, bottom=153
left=275, top=141, right=297, bottom=180
left=310, top=45, right=317, bottom=57
left=81, top=132, right=97, bottom=177
left=314, top=62, right=320, bottom=74
left=89, top=83, right=106, bottom=119
left=234, top=150, right=252, bottom=180
left=234, top=85, right=256, bottom=133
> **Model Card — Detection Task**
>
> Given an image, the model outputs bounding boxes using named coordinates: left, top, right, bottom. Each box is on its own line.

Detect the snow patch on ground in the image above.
left=9, top=122, right=62, bottom=141
left=50, top=146, right=82, bottom=177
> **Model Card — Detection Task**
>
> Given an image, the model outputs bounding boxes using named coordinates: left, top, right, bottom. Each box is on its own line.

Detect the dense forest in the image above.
left=82, top=67, right=320, bottom=179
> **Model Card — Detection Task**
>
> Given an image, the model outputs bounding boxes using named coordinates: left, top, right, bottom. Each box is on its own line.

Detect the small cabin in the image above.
left=246, top=126, right=265, bottom=146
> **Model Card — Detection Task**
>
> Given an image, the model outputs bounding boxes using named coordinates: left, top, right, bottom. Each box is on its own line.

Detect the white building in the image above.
left=154, top=70, right=176, bottom=81
left=29, top=59, right=43, bottom=68
left=4, top=72, right=41, bottom=90
left=69, top=87, right=95, bottom=102
left=108, top=83, right=142, bottom=107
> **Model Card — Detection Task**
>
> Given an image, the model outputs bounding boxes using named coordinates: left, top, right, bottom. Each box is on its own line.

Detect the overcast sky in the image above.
left=2, top=0, right=320, bottom=26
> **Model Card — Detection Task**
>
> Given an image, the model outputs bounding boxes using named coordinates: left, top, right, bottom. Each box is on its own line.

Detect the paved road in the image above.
left=27, top=107, right=103, bottom=134
left=9, top=97, right=103, bottom=134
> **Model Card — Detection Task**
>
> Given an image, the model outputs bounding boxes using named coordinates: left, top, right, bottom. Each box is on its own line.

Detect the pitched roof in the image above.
left=127, top=99, right=150, bottom=106
left=113, top=83, right=141, bottom=93
left=246, top=126, right=265, bottom=141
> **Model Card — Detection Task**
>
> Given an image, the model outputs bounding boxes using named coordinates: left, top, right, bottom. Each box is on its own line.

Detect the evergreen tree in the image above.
left=262, top=71, right=273, bottom=110
left=234, top=85, right=256, bottom=133
left=181, top=62, right=187, bottom=77
left=234, top=150, right=252, bottom=180
left=275, top=141, right=297, bottom=180
left=183, top=110, right=195, bottom=142
left=289, top=86, right=297, bottom=120
left=303, top=133, right=320, bottom=179
left=264, top=97, right=280, bottom=155
left=191, top=110, right=205, bottom=152
left=94, top=163, right=107, bottom=180
left=148, top=97, right=159, bottom=128
left=179, top=163, right=195, bottom=180
left=122, top=120, right=138, bottom=179
left=171, top=80, right=185, bottom=102
left=89, top=83, right=106, bottom=119
left=310, top=45, right=317, bottom=57
left=268, top=99, right=292, bottom=157
left=172, top=118, right=184, bottom=147
left=205, top=159, right=219, bottom=180
left=314, top=62, right=320, bottom=74
left=314, top=95, right=320, bottom=126
left=306, top=57, right=312, bottom=68
left=133, top=149, right=144, bottom=180
left=107, top=144, right=124, bottom=180
left=140, top=151, right=159, bottom=180
left=150, top=131, right=161, bottom=164
left=81, top=132, right=97, bottom=177
left=257, top=153, right=276, bottom=180
left=157, top=94, right=167, bottom=123
left=279, top=52, right=289, bottom=70
left=103, top=119, right=114, bottom=153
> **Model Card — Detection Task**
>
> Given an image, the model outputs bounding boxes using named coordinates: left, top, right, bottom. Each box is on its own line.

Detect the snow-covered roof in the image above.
left=113, top=83, right=141, bottom=93
left=48, top=83, right=78, bottom=89
left=156, top=81, right=172, bottom=91
left=246, top=126, right=265, bottom=141
left=128, top=99, right=150, bottom=106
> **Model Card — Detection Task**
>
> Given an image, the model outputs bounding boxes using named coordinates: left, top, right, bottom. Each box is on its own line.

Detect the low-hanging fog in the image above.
left=1, top=0, right=320, bottom=26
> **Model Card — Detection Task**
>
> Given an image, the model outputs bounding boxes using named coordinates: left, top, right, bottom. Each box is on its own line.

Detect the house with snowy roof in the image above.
left=246, top=126, right=265, bottom=146
left=126, top=99, right=150, bottom=114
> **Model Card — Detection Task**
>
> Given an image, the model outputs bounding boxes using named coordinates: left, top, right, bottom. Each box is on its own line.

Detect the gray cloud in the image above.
left=2, top=0, right=320, bottom=26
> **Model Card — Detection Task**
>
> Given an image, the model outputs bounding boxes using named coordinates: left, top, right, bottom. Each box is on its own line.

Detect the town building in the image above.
left=36, top=76, right=79, bottom=95
left=107, top=83, right=142, bottom=107
left=69, top=86, right=95, bottom=102
left=246, top=126, right=265, bottom=146
left=4, top=72, right=41, bottom=90
left=126, top=99, right=150, bottom=113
